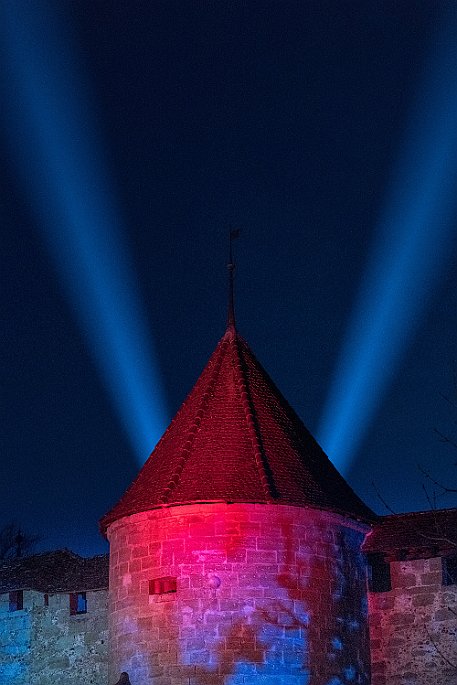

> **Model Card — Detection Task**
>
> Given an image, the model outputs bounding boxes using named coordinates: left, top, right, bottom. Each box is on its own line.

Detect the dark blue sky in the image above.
left=2, top=1, right=457, bottom=556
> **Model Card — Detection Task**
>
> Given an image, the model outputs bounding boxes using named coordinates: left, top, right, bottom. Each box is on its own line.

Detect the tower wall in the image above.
left=107, top=503, right=370, bottom=685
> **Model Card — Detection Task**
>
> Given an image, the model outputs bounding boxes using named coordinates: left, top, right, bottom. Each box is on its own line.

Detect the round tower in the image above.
left=101, top=324, right=375, bottom=685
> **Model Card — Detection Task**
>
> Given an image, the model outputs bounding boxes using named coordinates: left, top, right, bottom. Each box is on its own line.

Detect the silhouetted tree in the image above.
left=0, top=522, right=40, bottom=559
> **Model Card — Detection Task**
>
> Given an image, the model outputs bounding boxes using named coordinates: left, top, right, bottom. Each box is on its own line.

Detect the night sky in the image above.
left=2, top=1, right=457, bottom=557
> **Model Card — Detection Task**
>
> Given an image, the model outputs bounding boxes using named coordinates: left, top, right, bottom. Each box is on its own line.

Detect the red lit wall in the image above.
left=107, top=503, right=370, bottom=685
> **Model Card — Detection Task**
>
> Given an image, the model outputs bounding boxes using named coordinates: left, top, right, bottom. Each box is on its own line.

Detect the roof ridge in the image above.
left=160, top=336, right=229, bottom=504
left=378, top=507, right=457, bottom=521
left=0, top=548, right=82, bottom=565
left=231, top=334, right=276, bottom=502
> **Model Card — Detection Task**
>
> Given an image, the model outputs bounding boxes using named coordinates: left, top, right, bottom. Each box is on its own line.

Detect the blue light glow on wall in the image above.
left=0, top=1, right=168, bottom=463
left=318, top=5, right=457, bottom=473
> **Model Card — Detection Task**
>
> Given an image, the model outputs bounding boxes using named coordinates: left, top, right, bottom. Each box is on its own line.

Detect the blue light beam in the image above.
left=1, top=1, right=168, bottom=463
left=318, top=5, right=457, bottom=473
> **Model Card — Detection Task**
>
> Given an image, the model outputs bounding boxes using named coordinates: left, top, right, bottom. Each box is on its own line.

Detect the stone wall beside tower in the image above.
left=368, top=557, right=457, bottom=685
left=107, top=503, right=371, bottom=685
left=0, top=588, right=108, bottom=685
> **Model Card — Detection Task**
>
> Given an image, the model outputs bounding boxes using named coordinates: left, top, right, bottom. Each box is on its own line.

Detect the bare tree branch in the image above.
left=438, top=391, right=457, bottom=412
left=418, top=465, right=457, bottom=495
left=433, top=427, right=457, bottom=452
left=371, top=481, right=398, bottom=515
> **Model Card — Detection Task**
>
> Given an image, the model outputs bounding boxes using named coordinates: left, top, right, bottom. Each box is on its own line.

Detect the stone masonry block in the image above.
left=247, top=551, right=277, bottom=564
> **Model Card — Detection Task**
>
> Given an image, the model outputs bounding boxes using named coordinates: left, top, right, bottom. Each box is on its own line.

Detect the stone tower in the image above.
left=101, top=318, right=375, bottom=685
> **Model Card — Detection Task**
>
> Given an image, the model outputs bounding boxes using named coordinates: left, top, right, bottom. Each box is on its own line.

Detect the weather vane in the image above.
left=227, top=228, right=240, bottom=330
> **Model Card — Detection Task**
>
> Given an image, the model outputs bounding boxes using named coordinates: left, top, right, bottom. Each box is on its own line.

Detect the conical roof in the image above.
left=101, top=325, right=375, bottom=534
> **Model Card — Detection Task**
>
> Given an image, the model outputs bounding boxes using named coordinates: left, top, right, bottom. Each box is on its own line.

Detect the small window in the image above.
left=44, top=593, right=49, bottom=607
left=367, top=553, right=391, bottom=593
left=443, top=556, right=457, bottom=586
left=69, top=592, right=87, bottom=615
left=9, top=590, right=23, bottom=612
left=149, top=576, right=177, bottom=595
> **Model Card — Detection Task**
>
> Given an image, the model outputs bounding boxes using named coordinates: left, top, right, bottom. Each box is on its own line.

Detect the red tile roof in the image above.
left=101, top=326, right=375, bottom=533
left=363, top=508, right=457, bottom=559
left=0, top=550, right=109, bottom=593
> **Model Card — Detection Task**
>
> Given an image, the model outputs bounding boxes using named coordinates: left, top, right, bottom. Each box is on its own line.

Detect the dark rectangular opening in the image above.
left=149, top=576, right=177, bottom=595
left=367, top=553, right=391, bottom=593
left=443, top=556, right=457, bottom=586
left=9, top=590, right=23, bottom=612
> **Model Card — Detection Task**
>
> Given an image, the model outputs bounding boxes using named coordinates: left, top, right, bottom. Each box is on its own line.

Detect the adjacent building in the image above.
left=0, top=550, right=108, bottom=685
left=364, top=508, right=457, bottom=685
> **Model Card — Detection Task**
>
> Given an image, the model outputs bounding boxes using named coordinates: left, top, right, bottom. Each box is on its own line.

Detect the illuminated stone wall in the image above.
left=0, top=591, right=31, bottom=684
left=107, top=503, right=370, bottom=685
left=0, top=589, right=108, bottom=685
left=369, top=557, right=457, bottom=685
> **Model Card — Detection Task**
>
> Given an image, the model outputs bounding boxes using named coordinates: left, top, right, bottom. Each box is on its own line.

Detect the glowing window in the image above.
left=69, top=592, right=87, bottom=615
left=149, top=576, right=177, bottom=595
left=367, top=553, right=391, bottom=593
left=9, top=590, right=23, bottom=612
left=443, top=556, right=457, bottom=586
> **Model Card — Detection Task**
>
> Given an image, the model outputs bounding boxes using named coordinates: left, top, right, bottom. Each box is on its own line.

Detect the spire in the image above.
left=227, top=229, right=240, bottom=331
left=101, top=327, right=376, bottom=535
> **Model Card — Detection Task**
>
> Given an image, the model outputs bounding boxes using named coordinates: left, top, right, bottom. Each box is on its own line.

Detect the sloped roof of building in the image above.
left=101, top=325, right=375, bottom=533
left=363, top=507, right=457, bottom=559
left=0, top=549, right=109, bottom=593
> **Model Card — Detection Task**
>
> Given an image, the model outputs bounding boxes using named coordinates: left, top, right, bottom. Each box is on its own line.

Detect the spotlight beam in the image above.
left=318, top=5, right=457, bottom=473
left=1, top=1, right=168, bottom=463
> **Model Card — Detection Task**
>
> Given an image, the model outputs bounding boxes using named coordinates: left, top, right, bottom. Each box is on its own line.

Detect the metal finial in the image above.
left=227, top=228, right=240, bottom=330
